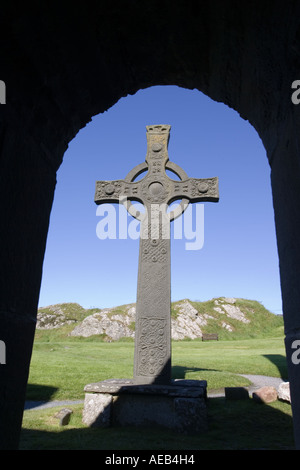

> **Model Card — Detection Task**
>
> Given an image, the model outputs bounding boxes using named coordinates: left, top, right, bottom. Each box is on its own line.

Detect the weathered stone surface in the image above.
left=252, top=386, right=278, bottom=404
left=171, top=300, right=208, bottom=340
left=84, top=378, right=207, bottom=398
left=111, top=394, right=207, bottom=434
left=223, top=298, right=237, bottom=304
left=221, top=321, right=234, bottom=332
left=70, top=310, right=135, bottom=341
left=213, top=299, right=249, bottom=323
left=83, top=379, right=207, bottom=434
left=278, top=382, right=291, bottom=403
left=174, top=397, right=208, bottom=433
left=53, top=408, right=73, bottom=426
left=82, top=393, right=112, bottom=427
left=112, top=394, right=173, bottom=428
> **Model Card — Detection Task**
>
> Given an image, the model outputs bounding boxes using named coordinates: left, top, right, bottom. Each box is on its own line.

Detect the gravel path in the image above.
left=240, top=374, right=284, bottom=392
left=24, top=375, right=287, bottom=409
left=24, top=399, right=83, bottom=411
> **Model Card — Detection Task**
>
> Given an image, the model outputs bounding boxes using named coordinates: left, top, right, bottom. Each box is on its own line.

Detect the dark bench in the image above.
left=202, top=333, right=218, bottom=341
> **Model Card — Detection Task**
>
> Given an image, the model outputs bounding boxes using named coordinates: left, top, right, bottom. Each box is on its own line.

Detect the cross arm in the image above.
left=168, top=177, right=219, bottom=204
left=95, top=179, right=143, bottom=204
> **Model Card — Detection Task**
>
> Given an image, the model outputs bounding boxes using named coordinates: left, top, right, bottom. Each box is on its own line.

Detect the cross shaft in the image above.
left=95, top=125, right=219, bottom=384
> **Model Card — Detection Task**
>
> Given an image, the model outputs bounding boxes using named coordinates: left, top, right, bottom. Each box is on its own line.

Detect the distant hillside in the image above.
left=37, top=297, right=283, bottom=341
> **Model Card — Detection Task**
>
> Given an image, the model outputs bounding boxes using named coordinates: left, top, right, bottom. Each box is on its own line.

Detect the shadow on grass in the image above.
left=25, top=384, right=58, bottom=410
left=263, top=354, right=288, bottom=379
left=20, top=397, right=295, bottom=450
left=172, top=365, right=218, bottom=379
left=25, top=384, right=58, bottom=401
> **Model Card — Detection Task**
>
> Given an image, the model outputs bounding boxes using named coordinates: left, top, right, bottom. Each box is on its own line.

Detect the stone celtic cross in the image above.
left=95, top=125, right=219, bottom=385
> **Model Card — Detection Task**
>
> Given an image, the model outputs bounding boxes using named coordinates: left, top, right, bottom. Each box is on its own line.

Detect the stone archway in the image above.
left=1, top=1, right=300, bottom=449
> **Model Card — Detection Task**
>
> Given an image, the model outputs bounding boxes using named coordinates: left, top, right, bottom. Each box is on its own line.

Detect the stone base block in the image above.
left=82, top=379, right=207, bottom=434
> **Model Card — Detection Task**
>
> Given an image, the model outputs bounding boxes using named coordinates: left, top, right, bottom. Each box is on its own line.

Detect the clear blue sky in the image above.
left=38, top=85, right=283, bottom=315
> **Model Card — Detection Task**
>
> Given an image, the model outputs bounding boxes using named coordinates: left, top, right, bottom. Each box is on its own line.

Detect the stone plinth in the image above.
left=82, top=379, right=207, bottom=434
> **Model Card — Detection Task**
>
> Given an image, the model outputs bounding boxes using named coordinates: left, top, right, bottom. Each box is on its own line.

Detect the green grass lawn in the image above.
left=25, top=335, right=288, bottom=401
left=20, top=333, right=294, bottom=450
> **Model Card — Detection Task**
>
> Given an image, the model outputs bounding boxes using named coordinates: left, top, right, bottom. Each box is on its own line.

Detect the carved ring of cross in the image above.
left=122, top=161, right=189, bottom=222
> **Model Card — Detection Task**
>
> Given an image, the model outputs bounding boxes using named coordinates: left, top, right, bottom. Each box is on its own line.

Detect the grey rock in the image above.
left=223, top=298, right=237, bottom=304
left=171, top=300, right=207, bottom=340
left=69, top=307, right=135, bottom=341
left=213, top=306, right=224, bottom=314
left=278, top=382, right=291, bottom=403
left=221, top=321, right=234, bottom=331
left=222, top=304, right=250, bottom=323
left=53, top=407, right=73, bottom=426
left=252, top=386, right=278, bottom=403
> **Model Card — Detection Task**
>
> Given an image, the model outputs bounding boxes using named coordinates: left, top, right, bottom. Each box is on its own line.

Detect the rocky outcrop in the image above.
left=69, top=306, right=136, bottom=341
left=58, top=299, right=221, bottom=340
left=37, top=303, right=85, bottom=329
left=171, top=300, right=210, bottom=340
left=37, top=297, right=263, bottom=341
left=213, top=298, right=250, bottom=324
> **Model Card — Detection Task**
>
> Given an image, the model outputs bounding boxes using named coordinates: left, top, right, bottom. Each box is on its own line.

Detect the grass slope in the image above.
left=189, top=298, right=284, bottom=340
